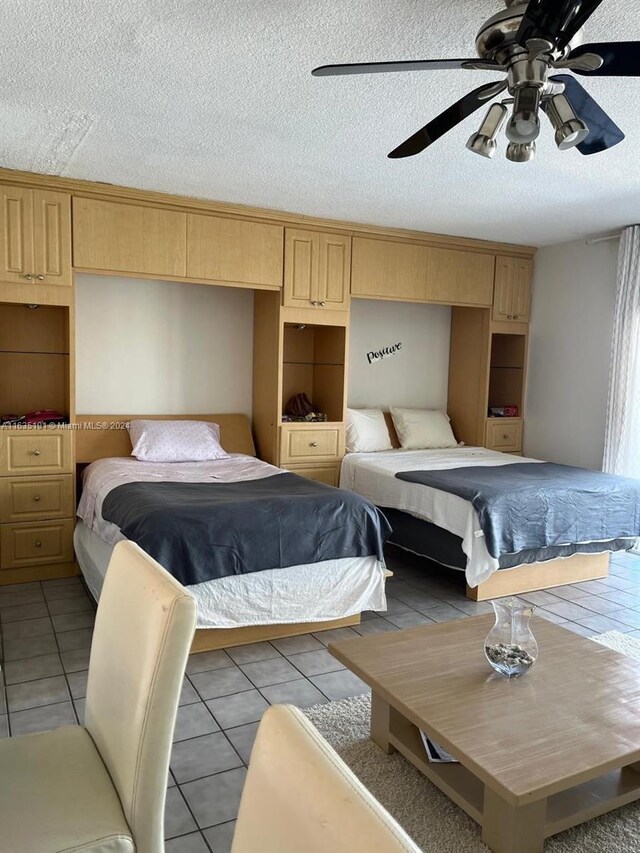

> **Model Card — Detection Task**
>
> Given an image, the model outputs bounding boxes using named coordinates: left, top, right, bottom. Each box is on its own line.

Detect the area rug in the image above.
left=304, top=631, right=640, bottom=853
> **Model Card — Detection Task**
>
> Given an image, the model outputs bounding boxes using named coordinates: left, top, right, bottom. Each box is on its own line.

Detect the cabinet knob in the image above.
left=507, top=314, right=513, bottom=320
left=513, top=314, right=518, bottom=320
left=503, top=434, right=510, bottom=440
left=36, top=274, right=45, bottom=281
left=319, top=301, right=326, bottom=307
left=310, top=300, right=318, bottom=306
left=33, top=495, right=41, bottom=502
left=35, top=540, right=42, bottom=548
left=310, top=442, right=318, bottom=447
left=24, top=274, right=33, bottom=281
left=32, top=450, right=41, bottom=457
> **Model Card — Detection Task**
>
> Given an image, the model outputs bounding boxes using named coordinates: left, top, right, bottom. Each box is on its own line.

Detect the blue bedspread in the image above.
left=396, top=462, right=640, bottom=559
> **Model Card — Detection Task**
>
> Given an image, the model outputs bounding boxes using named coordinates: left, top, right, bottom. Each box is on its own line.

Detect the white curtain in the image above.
left=603, top=225, right=640, bottom=478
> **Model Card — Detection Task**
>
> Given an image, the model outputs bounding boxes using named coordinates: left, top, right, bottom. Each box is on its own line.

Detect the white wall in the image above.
left=524, top=239, right=618, bottom=469
left=76, top=275, right=254, bottom=414
left=348, top=298, right=451, bottom=409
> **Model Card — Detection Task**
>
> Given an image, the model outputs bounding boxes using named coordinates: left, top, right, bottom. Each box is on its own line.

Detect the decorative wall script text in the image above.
left=366, top=342, right=403, bottom=364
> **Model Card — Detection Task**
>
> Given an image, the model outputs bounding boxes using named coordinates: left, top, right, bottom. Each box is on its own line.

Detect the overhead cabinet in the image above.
left=426, top=248, right=494, bottom=306
left=73, top=198, right=284, bottom=289
left=0, top=185, right=71, bottom=288
left=351, top=237, right=429, bottom=301
left=73, top=198, right=187, bottom=277
left=493, top=256, right=532, bottom=322
left=351, top=238, right=494, bottom=306
left=283, top=229, right=350, bottom=309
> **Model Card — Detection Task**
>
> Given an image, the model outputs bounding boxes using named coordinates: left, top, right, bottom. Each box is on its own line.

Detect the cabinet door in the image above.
left=73, top=198, right=187, bottom=277
left=426, top=248, right=494, bottom=306
left=283, top=229, right=318, bottom=307
left=0, top=186, right=34, bottom=285
left=33, top=190, right=72, bottom=287
left=351, top=237, right=429, bottom=300
left=187, top=214, right=283, bottom=289
left=493, top=256, right=532, bottom=322
left=317, top=233, right=351, bottom=309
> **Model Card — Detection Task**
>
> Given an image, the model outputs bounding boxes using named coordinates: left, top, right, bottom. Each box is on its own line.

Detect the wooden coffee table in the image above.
left=329, top=616, right=640, bottom=853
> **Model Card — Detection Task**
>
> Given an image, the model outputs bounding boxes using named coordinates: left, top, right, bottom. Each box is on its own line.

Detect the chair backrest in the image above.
left=84, top=541, right=197, bottom=853
left=231, top=704, right=421, bottom=853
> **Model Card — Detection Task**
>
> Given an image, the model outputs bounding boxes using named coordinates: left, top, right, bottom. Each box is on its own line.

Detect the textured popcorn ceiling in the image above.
left=1, top=0, right=638, bottom=245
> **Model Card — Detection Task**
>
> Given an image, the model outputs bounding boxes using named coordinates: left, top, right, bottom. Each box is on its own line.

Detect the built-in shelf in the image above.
left=281, top=323, right=346, bottom=423
left=0, top=303, right=71, bottom=417
left=488, top=332, right=526, bottom=412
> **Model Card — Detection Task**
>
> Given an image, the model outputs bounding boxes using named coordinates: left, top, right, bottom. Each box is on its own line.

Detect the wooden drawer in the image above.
left=280, top=426, right=343, bottom=464
left=0, top=518, right=74, bottom=569
left=0, top=430, right=73, bottom=475
left=485, top=419, right=523, bottom=452
left=0, top=475, right=74, bottom=522
left=284, top=464, right=340, bottom=487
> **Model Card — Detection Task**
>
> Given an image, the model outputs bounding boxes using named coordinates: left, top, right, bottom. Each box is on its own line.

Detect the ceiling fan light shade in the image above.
left=545, top=93, right=590, bottom=149
left=506, top=86, right=541, bottom=144
left=506, top=141, right=536, bottom=162
left=466, top=102, right=508, bottom=158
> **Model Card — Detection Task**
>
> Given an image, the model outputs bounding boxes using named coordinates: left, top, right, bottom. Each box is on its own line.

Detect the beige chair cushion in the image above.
left=0, top=725, right=134, bottom=853
left=232, top=704, right=421, bottom=853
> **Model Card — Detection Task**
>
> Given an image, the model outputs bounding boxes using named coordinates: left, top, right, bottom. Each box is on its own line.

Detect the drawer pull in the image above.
left=310, top=442, right=318, bottom=447
left=32, top=450, right=41, bottom=457
left=319, top=301, right=326, bottom=307
left=503, top=434, right=510, bottom=440
left=35, top=540, right=42, bottom=548
left=24, top=273, right=33, bottom=281
left=310, top=300, right=318, bottom=306
left=36, top=274, right=45, bottom=281
left=33, top=495, right=41, bottom=502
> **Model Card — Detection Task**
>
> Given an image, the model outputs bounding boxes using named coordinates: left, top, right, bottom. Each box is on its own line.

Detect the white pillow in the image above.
left=346, top=408, right=393, bottom=453
left=128, top=420, right=229, bottom=462
left=390, top=408, right=457, bottom=450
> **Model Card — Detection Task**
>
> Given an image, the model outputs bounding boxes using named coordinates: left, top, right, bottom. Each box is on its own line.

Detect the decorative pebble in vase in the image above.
left=484, top=597, right=538, bottom=678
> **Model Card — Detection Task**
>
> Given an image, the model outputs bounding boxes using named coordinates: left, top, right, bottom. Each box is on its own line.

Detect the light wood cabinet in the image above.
left=351, top=237, right=429, bottom=301
left=0, top=474, right=73, bottom=523
left=0, top=517, right=75, bottom=569
left=283, top=229, right=350, bottom=309
left=485, top=418, right=523, bottom=452
left=187, top=214, right=283, bottom=289
left=73, top=197, right=187, bottom=277
left=493, top=256, right=532, bottom=322
left=0, top=186, right=71, bottom=287
left=283, top=464, right=340, bottom=486
left=0, top=429, right=73, bottom=476
left=280, top=425, right=343, bottom=464
left=426, top=248, right=494, bottom=306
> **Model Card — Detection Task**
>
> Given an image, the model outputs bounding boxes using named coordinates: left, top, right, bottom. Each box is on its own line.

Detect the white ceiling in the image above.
left=2, top=0, right=638, bottom=246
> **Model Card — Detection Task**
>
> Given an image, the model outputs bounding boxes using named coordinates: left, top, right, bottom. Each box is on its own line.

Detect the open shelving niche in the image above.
left=281, top=323, right=346, bottom=424
left=488, top=332, right=526, bottom=414
left=0, top=302, right=72, bottom=419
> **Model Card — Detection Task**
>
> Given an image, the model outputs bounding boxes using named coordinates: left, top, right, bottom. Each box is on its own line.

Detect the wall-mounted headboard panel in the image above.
left=75, top=413, right=256, bottom=463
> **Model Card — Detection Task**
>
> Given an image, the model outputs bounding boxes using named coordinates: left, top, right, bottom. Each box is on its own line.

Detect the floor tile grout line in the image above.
left=40, top=585, right=80, bottom=726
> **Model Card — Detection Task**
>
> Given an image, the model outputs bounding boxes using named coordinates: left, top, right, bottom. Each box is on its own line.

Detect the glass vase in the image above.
left=484, top=597, right=538, bottom=679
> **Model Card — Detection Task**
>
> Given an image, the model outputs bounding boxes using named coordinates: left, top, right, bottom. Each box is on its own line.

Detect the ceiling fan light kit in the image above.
left=313, top=0, right=633, bottom=164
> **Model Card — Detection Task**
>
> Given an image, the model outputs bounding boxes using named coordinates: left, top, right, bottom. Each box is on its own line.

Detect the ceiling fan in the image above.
left=311, top=0, right=638, bottom=162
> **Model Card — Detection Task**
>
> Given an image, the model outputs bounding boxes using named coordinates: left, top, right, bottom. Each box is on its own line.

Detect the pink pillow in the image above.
left=128, top=420, right=229, bottom=462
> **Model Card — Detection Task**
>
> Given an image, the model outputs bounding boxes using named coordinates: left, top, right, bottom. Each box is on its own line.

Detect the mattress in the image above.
left=76, top=454, right=387, bottom=628
left=340, top=447, right=629, bottom=587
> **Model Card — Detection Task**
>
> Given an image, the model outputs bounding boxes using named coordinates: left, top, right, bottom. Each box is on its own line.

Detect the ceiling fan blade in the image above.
left=388, top=80, right=507, bottom=159
left=568, top=42, right=640, bottom=76
left=312, top=58, right=499, bottom=76
left=516, top=0, right=605, bottom=52
left=549, top=75, right=625, bottom=155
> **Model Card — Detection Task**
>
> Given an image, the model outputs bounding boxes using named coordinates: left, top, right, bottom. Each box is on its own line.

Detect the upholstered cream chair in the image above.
left=0, top=540, right=197, bottom=853
left=231, top=704, right=421, bottom=853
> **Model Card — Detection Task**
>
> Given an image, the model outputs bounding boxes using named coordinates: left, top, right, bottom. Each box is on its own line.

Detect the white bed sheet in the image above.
left=75, top=455, right=387, bottom=628
left=340, top=447, right=544, bottom=587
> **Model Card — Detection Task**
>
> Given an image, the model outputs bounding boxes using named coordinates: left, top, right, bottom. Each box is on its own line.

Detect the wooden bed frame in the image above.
left=74, top=413, right=379, bottom=652
left=380, top=412, right=610, bottom=600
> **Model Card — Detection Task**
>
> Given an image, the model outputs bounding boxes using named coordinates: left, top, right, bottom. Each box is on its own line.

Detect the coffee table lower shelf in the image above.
left=376, top=696, right=640, bottom=853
